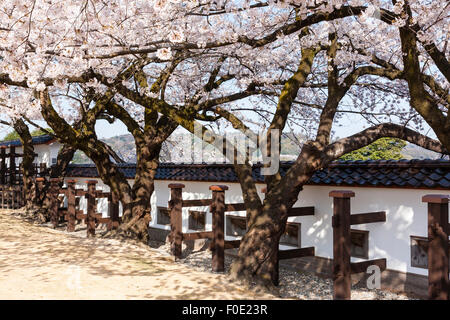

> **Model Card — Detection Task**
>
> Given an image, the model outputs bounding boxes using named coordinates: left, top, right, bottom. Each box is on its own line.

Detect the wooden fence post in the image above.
left=0, top=146, right=6, bottom=185
left=422, top=194, right=449, bottom=300
left=330, top=190, right=354, bottom=300
left=210, top=185, right=228, bottom=272
left=108, top=191, right=120, bottom=230
left=48, top=178, right=60, bottom=228
left=15, top=186, right=22, bottom=208
left=9, top=146, right=15, bottom=185
left=86, top=180, right=98, bottom=237
left=39, top=163, right=47, bottom=177
left=66, top=180, right=76, bottom=232
left=168, top=183, right=184, bottom=258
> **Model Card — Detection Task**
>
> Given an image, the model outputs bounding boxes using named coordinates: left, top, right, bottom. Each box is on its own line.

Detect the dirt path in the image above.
left=0, top=211, right=275, bottom=300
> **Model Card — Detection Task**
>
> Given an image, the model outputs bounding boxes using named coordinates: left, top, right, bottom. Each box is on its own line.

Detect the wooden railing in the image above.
left=46, top=179, right=120, bottom=237
left=168, top=183, right=316, bottom=284
left=329, top=190, right=387, bottom=300
left=0, top=185, right=25, bottom=209
left=0, top=145, right=47, bottom=186
left=421, top=195, right=449, bottom=300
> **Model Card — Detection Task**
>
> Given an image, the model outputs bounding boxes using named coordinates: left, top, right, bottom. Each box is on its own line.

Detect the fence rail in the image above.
left=167, top=183, right=316, bottom=284
left=46, top=179, right=121, bottom=237
left=0, top=185, right=25, bottom=209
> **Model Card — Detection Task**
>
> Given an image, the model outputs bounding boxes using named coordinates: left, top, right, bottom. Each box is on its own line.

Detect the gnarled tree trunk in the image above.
left=230, top=187, right=302, bottom=287
left=117, top=143, right=161, bottom=241
left=14, top=119, right=35, bottom=209
left=230, top=143, right=323, bottom=287
left=34, top=144, right=76, bottom=222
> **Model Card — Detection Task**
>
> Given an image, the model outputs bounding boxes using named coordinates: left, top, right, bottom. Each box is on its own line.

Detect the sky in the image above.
left=0, top=108, right=436, bottom=142
left=0, top=93, right=437, bottom=144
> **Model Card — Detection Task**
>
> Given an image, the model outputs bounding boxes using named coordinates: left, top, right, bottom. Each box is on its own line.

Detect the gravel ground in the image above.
left=150, top=241, right=416, bottom=300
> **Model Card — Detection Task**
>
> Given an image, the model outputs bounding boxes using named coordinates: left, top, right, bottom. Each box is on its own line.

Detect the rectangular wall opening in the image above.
left=188, top=210, right=205, bottom=231
left=157, top=206, right=171, bottom=225
left=280, top=222, right=301, bottom=247
left=351, top=229, right=369, bottom=259
left=410, top=236, right=450, bottom=269
left=226, top=215, right=246, bottom=237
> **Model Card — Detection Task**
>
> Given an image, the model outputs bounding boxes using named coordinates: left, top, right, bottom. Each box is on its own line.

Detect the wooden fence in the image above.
left=0, top=146, right=47, bottom=186
left=329, top=190, right=449, bottom=301
left=168, top=183, right=316, bottom=284
left=45, top=179, right=120, bottom=237
left=0, top=162, right=447, bottom=300
left=168, top=185, right=449, bottom=300
left=0, top=185, right=25, bottom=209
left=0, top=144, right=48, bottom=209
left=329, top=190, right=387, bottom=300
left=421, top=195, right=449, bottom=300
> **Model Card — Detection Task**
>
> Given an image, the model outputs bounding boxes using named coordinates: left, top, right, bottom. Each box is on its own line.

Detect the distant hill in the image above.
left=70, top=134, right=446, bottom=164
left=72, top=134, right=136, bottom=164
left=401, top=143, right=444, bottom=160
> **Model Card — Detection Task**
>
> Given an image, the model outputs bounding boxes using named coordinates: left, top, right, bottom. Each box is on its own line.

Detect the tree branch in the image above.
left=324, top=123, right=447, bottom=160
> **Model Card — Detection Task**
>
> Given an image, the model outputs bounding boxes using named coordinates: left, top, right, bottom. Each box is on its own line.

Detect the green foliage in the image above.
left=1, top=128, right=54, bottom=142
left=340, top=138, right=407, bottom=161
left=30, top=128, right=54, bottom=137
left=2, top=131, right=20, bottom=141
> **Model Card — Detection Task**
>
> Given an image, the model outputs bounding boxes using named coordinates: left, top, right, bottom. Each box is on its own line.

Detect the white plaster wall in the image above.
left=62, top=174, right=448, bottom=276
left=3, top=144, right=52, bottom=167
left=33, top=144, right=51, bottom=166
left=150, top=181, right=448, bottom=276
left=291, top=185, right=442, bottom=276
left=62, top=177, right=112, bottom=218
left=48, top=142, right=61, bottom=165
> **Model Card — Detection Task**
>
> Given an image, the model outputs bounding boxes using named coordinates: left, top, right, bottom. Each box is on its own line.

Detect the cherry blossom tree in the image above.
left=0, top=86, right=76, bottom=213
left=1, top=0, right=375, bottom=240
left=0, top=0, right=448, bottom=285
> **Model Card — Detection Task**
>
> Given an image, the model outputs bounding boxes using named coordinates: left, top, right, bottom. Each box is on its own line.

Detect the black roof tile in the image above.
left=65, top=159, right=450, bottom=190
left=438, top=179, right=450, bottom=189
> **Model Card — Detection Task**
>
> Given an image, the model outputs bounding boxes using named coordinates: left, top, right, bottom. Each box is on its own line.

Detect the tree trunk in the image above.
left=102, top=102, right=177, bottom=243
left=230, top=192, right=299, bottom=287
left=128, top=149, right=159, bottom=238
left=75, top=137, right=151, bottom=242
left=49, top=145, right=76, bottom=179
left=230, top=144, right=322, bottom=287
left=14, top=119, right=35, bottom=209
left=39, top=90, right=175, bottom=243
left=398, top=15, right=450, bottom=152
left=34, top=144, right=76, bottom=222
left=230, top=205, right=285, bottom=287
left=107, top=143, right=161, bottom=242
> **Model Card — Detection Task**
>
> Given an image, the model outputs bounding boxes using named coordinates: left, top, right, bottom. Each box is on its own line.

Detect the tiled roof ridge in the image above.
left=65, top=159, right=450, bottom=189
left=0, top=134, right=56, bottom=147
left=324, top=159, right=449, bottom=168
